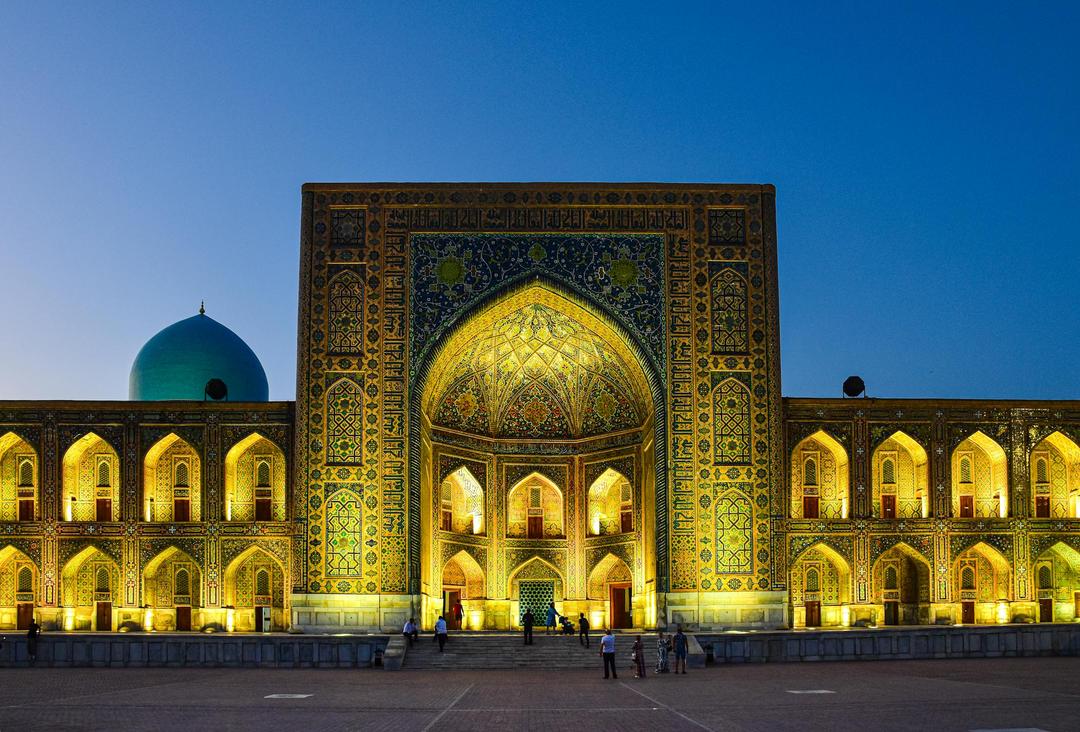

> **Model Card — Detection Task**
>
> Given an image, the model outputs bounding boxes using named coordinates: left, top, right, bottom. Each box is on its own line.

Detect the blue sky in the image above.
left=1, top=1, right=1077, bottom=400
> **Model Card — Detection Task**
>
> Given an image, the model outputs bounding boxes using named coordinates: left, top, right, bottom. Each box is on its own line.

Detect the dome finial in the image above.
left=199, top=301, right=205, bottom=315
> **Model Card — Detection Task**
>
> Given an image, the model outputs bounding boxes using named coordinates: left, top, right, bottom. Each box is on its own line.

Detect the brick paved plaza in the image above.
left=1, top=658, right=1078, bottom=731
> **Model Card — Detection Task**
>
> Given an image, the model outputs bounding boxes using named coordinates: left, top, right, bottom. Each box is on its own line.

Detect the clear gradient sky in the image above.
left=1, top=2, right=1077, bottom=401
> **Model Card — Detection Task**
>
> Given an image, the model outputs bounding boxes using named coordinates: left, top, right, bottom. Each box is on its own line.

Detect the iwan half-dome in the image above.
left=128, top=308, right=269, bottom=401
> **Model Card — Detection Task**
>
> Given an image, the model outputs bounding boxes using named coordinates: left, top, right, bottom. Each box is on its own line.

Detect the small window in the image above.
left=620, top=480, right=632, bottom=503
left=884, top=564, right=898, bottom=590
left=17, top=566, right=33, bottom=593
left=1038, top=564, right=1053, bottom=590
left=1035, top=458, right=1048, bottom=484
left=882, top=458, right=895, bottom=485
left=17, top=458, right=34, bottom=487
left=175, top=568, right=190, bottom=596
left=97, top=460, right=111, bottom=487
left=95, top=566, right=110, bottom=593
left=959, top=457, right=972, bottom=484
left=805, top=567, right=820, bottom=593
left=961, top=565, right=976, bottom=590
left=174, top=461, right=189, bottom=488
left=255, top=569, right=270, bottom=596
left=256, top=459, right=271, bottom=488
left=804, top=458, right=818, bottom=486
left=529, top=485, right=541, bottom=509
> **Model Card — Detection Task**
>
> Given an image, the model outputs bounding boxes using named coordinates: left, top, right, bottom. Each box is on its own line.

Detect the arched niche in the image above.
left=60, top=546, right=120, bottom=630
left=439, top=466, right=484, bottom=536
left=790, top=431, right=850, bottom=519
left=872, top=543, right=931, bottom=625
left=587, top=468, right=632, bottom=536
left=62, top=433, right=120, bottom=522
left=143, top=546, right=202, bottom=631
left=1033, top=541, right=1080, bottom=622
left=951, top=431, right=1008, bottom=518
left=1030, top=431, right=1080, bottom=519
left=0, top=546, right=37, bottom=629
left=507, top=472, right=564, bottom=539
left=143, top=433, right=201, bottom=522
left=0, top=432, right=38, bottom=521
left=223, top=546, right=287, bottom=632
left=953, top=541, right=1012, bottom=623
left=872, top=431, right=929, bottom=519
left=224, top=433, right=287, bottom=522
left=790, top=543, right=851, bottom=628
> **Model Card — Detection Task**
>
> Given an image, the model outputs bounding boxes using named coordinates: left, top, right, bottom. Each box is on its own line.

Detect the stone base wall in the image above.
left=701, top=624, right=1080, bottom=663
left=0, top=633, right=389, bottom=668
left=291, top=593, right=414, bottom=633
left=665, top=591, right=788, bottom=629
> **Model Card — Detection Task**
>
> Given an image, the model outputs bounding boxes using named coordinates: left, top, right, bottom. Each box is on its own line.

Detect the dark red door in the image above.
left=176, top=606, right=192, bottom=631
left=620, top=509, right=633, bottom=533
left=17, top=603, right=33, bottom=630
left=96, top=498, right=112, bottom=522
left=255, top=606, right=267, bottom=632
left=1035, top=497, right=1050, bottom=518
left=802, top=496, right=819, bottom=519
left=96, top=602, right=112, bottom=631
left=805, top=601, right=821, bottom=627
left=18, top=500, right=34, bottom=521
left=884, top=601, right=899, bottom=625
left=881, top=495, right=897, bottom=519
left=609, top=584, right=632, bottom=628
left=445, top=591, right=461, bottom=630
left=1039, top=599, right=1053, bottom=623
left=174, top=499, right=190, bottom=522
left=527, top=516, right=543, bottom=538
left=255, top=498, right=272, bottom=521
left=961, top=601, right=975, bottom=624
left=959, top=496, right=974, bottom=518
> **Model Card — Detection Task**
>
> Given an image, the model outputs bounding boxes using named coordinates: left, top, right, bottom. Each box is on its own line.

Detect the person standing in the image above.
left=600, top=628, right=617, bottom=679
left=402, top=617, right=418, bottom=647
left=452, top=600, right=464, bottom=630
left=522, top=608, right=535, bottom=645
left=632, top=635, right=647, bottom=678
left=655, top=631, right=670, bottom=673
left=434, top=615, right=448, bottom=652
left=546, top=602, right=557, bottom=635
left=26, top=618, right=40, bottom=664
left=672, top=624, right=688, bottom=674
left=578, top=613, right=590, bottom=648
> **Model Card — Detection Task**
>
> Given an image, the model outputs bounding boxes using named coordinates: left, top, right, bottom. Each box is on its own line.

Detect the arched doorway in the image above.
left=416, top=283, right=659, bottom=630
left=143, top=547, right=201, bottom=631
left=790, top=543, right=851, bottom=628
left=1030, top=432, right=1080, bottom=519
left=1032, top=542, right=1080, bottom=622
left=790, top=431, right=850, bottom=519
left=143, top=434, right=201, bottom=522
left=223, top=546, right=287, bottom=632
left=953, top=542, right=1012, bottom=624
left=61, top=546, right=120, bottom=631
left=224, top=433, right=287, bottom=522
left=587, top=553, right=634, bottom=629
left=871, top=432, right=929, bottom=519
left=441, top=550, right=485, bottom=630
left=62, top=433, right=120, bottom=522
left=508, top=557, right=565, bottom=628
left=873, top=543, right=931, bottom=625
left=951, top=432, right=1008, bottom=518
left=0, top=433, right=38, bottom=522
left=0, top=546, right=36, bottom=629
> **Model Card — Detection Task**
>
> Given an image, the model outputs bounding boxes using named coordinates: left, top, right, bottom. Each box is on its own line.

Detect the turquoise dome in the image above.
left=129, top=311, right=269, bottom=401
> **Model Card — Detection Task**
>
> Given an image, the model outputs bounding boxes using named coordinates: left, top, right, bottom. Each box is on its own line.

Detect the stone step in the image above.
left=401, top=633, right=663, bottom=670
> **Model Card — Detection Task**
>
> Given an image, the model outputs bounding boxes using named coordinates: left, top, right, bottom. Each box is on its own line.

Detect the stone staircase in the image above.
left=401, top=631, right=657, bottom=670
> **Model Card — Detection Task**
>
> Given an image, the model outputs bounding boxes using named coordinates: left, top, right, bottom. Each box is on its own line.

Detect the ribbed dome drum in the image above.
left=129, top=311, right=269, bottom=401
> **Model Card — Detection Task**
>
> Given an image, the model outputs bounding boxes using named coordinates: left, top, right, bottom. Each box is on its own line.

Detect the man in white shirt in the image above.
left=600, top=629, right=617, bottom=679
left=402, top=617, right=418, bottom=647
left=434, top=615, right=448, bottom=652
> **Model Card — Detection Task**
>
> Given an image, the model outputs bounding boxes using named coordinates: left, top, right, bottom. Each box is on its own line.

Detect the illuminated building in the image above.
left=1, top=183, right=1077, bottom=633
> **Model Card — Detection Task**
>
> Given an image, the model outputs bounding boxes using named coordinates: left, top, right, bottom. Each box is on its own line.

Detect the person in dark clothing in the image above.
left=26, top=618, right=40, bottom=663
left=578, top=613, right=590, bottom=647
left=522, top=608, right=535, bottom=645
left=434, top=615, right=448, bottom=652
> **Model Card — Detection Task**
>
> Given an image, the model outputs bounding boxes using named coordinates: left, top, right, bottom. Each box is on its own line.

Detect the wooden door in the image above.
left=95, top=498, right=112, bottom=522
left=527, top=515, right=543, bottom=538
left=881, top=495, right=897, bottom=519
left=804, top=601, right=821, bottom=627
left=175, top=606, right=192, bottom=631
left=961, top=601, right=975, bottom=624
left=18, top=499, right=34, bottom=521
left=96, top=601, right=112, bottom=631
left=959, top=496, right=974, bottom=518
left=441, top=509, right=452, bottom=532
left=620, top=509, right=633, bottom=533
left=1039, top=598, right=1053, bottom=623
left=17, top=603, right=33, bottom=630
left=174, top=499, right=190, bottom=522
left=884, top=601, right=899, bottom=626
left=1035, top=497, right=1050, bottom=518
left=255, top=606, right=267, bottom=632
left=1075, top=592, right=1080, bottom=619
left=802, top=496, right=819, bottom=519
left=609, top=583, right=632, bottom=628
left=255, top=498, right=272, bottom=521
left=444, top=590, right=462, bottom=630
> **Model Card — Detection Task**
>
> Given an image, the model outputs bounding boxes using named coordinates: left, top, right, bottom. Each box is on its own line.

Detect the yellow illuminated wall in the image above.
left=143, top=434, right=202, bottom=522
left=871, top=432, right=929, bottom=518
left=62, top=433, right=120, bottom=522
left=224, top=433, right=287, bottom=521
left=791, top=431, right=849, bottom=519
left=1030, top=432, right=1080, bottom=518
left=0, top=433, right=36, bottom=521
left=951, top=432, right=1008, bottom=518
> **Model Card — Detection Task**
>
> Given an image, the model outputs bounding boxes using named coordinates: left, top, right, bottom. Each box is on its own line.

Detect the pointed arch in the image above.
left=327, top=269, right=365, bottom=354
left=716, top=490, right=754, bottom=573
left=587, top=552, right=633, bottom=599
left=952, top=431, right=1008, bottom=518
left=791, top=430, right=850, bottom=519
left=142, top=546, right=201, bottom=611
left=60, top=546, right=120, bottom=629
left=1031, top=431, right=1080, bottom=519
left=507, top=471, right=564, bottom=539
left=712, top=376, right=751, bottom=464
left=0, top=432, right=37, bottom=521
left=224, top=432, right=287, bottom=522
left=1033, top=541, right=1080, bottom=621
left=507, top=555, right=565, bottom=599
left=325, top=377, right=364, bottom=465
left=143, top=433, right=201, bottom=522
left=62, top=432, right=120, bottom=522
left=791, top=542, right=852, bottom=603
left=953, top=541, right=1013, bottom=612
left=222, top=545, right=287, bottom=632
left=442, top=550, right=485, bottom=599
left=587, top=467, right=632, bottom=536
left=872, top=431, right=930, bottom=519
left=439, top=466, right=485, bottom=535
left=0, top=545, right=37, bottom=624
left=872, top=542, right=932, bottom=624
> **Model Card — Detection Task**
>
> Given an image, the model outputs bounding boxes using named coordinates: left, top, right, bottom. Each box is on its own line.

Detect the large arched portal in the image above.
left=417, top=283, right=659, bottom=630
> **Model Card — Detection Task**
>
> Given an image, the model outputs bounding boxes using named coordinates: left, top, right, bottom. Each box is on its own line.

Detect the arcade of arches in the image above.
left=419, top=285, right=658, bottom=630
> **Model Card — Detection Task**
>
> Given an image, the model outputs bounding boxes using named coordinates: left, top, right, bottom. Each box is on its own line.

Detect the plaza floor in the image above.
left=1, top=657, right=1078, bottom=731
